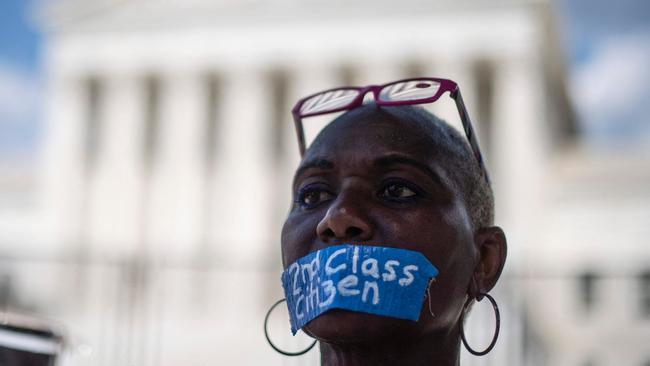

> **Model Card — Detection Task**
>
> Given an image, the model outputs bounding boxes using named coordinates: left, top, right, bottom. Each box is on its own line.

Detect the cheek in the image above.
left=419, top=198, right=474, bottom=261
left=374, top=201, right=474, bottom=322
left=280, top=212, right=320, bottom=267
left=373, top=202, right=473, bottom=261
left=421, top=204, right=476, bottom=327
left=427, top=206, right=475, bottom=287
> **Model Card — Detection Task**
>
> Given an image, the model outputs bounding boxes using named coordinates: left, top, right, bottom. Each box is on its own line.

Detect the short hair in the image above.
left=320, top=103, right=494, bottom=229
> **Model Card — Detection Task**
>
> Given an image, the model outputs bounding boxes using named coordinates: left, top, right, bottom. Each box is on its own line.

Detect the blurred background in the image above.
left=0, top=0, right=649, bottom=365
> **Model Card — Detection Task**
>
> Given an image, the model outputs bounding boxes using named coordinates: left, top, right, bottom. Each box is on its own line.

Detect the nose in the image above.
left=316, top=191, right=373, bottom=243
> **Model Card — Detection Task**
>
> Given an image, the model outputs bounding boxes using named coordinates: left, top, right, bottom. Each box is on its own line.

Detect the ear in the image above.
left=470, top=226, right=507, bottom=300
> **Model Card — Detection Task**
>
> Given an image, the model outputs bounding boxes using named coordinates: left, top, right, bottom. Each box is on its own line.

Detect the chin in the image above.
left=303, top=309, right=419, bottom=345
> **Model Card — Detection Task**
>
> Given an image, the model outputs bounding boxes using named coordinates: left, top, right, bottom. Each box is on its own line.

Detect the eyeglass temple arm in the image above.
left=292, top=111, right=307, bottom=156
left=451, top=88, right=490, bottom=183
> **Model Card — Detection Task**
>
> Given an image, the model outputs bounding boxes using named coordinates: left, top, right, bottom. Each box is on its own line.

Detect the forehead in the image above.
left=303, top=109, right=444, bottom=166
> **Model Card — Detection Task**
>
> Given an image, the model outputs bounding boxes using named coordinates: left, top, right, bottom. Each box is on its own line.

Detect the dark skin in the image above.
left=281, top=108, right=507, bottom=366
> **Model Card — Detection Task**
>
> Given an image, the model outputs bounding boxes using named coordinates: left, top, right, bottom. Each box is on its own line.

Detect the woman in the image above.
left=265, top=78, right=507, bottom=366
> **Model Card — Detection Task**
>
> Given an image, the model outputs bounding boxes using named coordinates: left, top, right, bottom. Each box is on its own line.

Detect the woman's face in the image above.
left=281, top=112, right=478, bottom=344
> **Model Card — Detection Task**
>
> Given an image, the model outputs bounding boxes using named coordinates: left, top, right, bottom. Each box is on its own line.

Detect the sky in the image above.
left=0, top=0, right=41, bottom=161
left=556, top=0, right=650, bottom=146
left=0, top=0, right=649, bottom=161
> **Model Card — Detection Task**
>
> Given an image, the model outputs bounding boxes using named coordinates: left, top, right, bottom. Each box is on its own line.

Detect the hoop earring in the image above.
left=264, top=298, right=317, bottom=356
left=459, top=292, right=500, bottom=356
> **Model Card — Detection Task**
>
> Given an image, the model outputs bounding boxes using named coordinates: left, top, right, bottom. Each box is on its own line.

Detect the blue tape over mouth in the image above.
left=281, top=244, right=439, bottom=335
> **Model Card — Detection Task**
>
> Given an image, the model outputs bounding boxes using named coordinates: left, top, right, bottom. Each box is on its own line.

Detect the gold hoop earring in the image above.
left=263, top=298, right=317, bottom=356
left=459, top=293, right=500, bottom=356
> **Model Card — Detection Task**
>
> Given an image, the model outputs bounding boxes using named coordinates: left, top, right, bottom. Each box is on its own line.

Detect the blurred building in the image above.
left=0, top=0, right=646, bottom=365
left=527, top=146, right=650, bottom=366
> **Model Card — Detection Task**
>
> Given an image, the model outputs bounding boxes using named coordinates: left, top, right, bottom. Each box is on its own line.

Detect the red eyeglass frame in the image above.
left=291, top=77, right=489, bottom=182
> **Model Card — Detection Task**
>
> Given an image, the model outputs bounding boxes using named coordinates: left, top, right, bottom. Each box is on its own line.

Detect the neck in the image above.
left=319, top=328, right=461, bottom=366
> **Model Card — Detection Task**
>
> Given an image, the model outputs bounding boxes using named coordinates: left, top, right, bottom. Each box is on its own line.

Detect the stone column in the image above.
left=208, top=68, right=272, bottom=266
left=86, top=73, right=145, bottom=257
left=421, top=57, right=480, bottom=138
left=41, top=73, right=87, bottom=254
left=492, top=55, right=545, bottom=246
left=491, top=54, right=545, bottom=366
left=145, top=71, right=206, bottom=261
left=349, top=57, right=405, bottom=86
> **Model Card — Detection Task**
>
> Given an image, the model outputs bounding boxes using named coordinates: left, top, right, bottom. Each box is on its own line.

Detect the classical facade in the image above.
left=0, top=0, right=646, bottom=365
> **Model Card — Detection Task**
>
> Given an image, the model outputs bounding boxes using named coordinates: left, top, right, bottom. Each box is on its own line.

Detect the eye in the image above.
left=378, top=179, right=422, bottom=202
left=296, top=183, right=335, bottom=209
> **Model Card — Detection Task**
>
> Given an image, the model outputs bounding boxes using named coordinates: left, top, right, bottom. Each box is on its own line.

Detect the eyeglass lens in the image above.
left=378, top=80, right=441, bottom=102
left=300, top=89, right=359, bottom=115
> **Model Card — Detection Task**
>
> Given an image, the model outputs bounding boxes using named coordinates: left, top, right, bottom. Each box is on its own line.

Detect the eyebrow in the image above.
left=293, top=154, right=442, bottom=188
left=373, top=154, right=443, bottom=186
left=293, top=158, right=335, bottom=187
